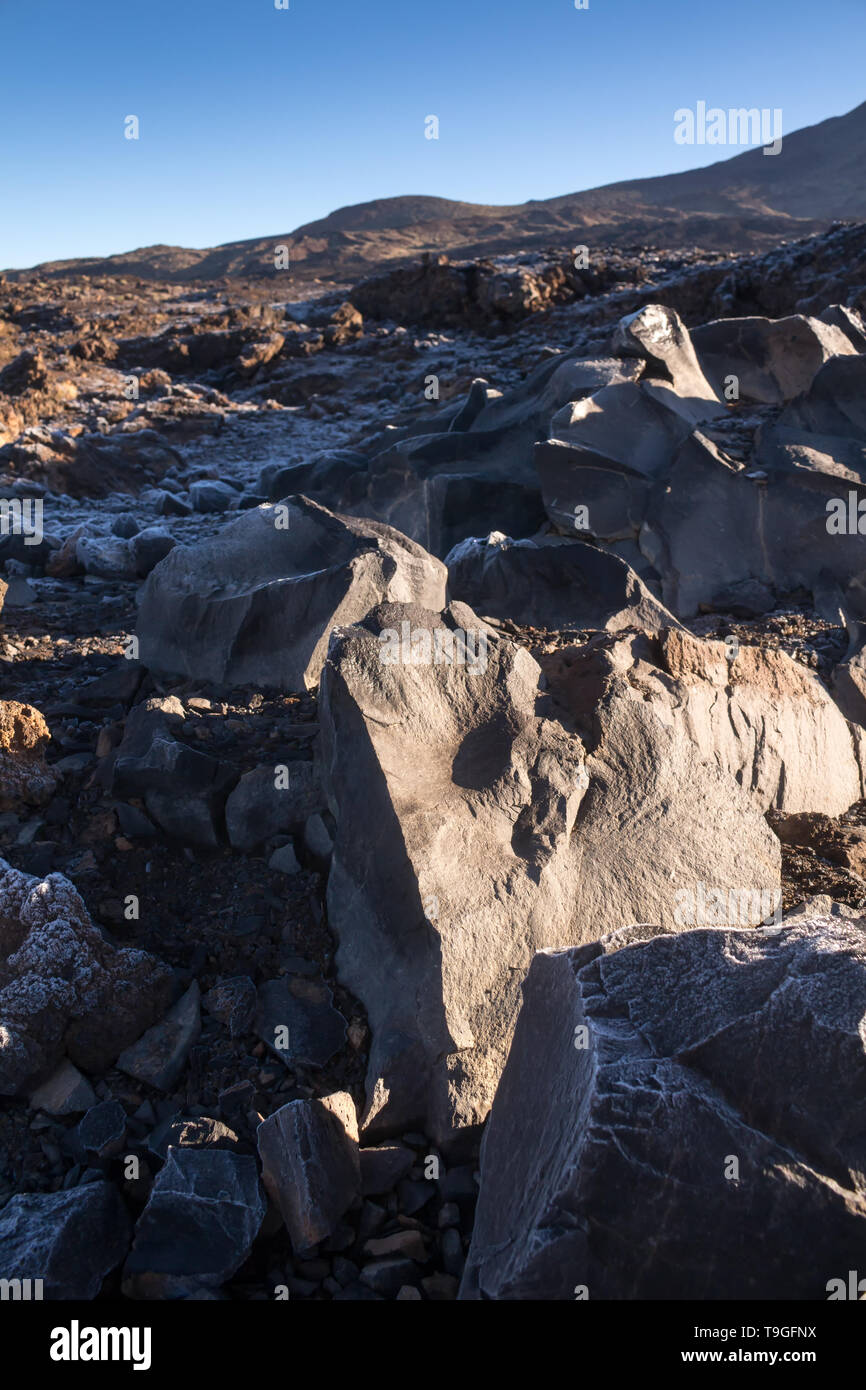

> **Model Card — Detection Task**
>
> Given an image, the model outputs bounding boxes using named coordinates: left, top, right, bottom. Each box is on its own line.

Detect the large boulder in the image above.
left=445, top=533, right=679, bottom=633
left=136, top=496, right=446, bottom=691
left=0, top=860, right=173, bottom=1096
left=461, top=915, right=866, bottom=1300
left=691, top=313, right=858, bottom=404
left=542, top=627, right=865, bottom=818
left=319, top=602, right=779, bottom=1150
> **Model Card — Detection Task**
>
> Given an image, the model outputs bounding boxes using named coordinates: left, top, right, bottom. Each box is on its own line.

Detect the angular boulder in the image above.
left=461, top=916, right=866, bottom=1300
left=542, top=627, right=865, bottom=818
left=122, top=1148, right=265, bottom=1298
left=257, top=1092, right=360, bottom=1254
left=0, top=1181, right=132, bottom=1300
left=445, top=532, right=679, bottom=633
left=136, top=496, right=447, bottom=691
left=691, top=313, right=858, bottom=404
left=319, top=602, right=779, bottom=1149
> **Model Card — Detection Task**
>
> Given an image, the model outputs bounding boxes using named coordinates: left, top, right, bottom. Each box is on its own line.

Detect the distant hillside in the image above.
left=7, top=100, right=866, bottom=285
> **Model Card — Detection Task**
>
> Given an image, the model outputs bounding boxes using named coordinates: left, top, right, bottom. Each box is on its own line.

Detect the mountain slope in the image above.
left=8, top=101, right=866, bottom=283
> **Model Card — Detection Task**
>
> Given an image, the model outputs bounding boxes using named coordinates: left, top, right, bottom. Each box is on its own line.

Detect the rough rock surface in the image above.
left=136, top=496, right=447, bottom=691
left=461, top=916, right=866, bottom=1300
left=0, top=1180, right=132, bottom=1299
left=542, top=627, right=866, bottom=818
left=0, top=859, right=173, bottom=1095
left=320, top=602, right=779, bottom=1149
left=122, top=1148, right=266, bottom=1298
left=0, top=701, right=56, bottom=810
left=257, top=1091, right=360, bottom=1254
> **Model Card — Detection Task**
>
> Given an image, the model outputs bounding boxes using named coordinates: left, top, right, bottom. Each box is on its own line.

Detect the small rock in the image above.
left=190, top=479, right=236, bottom=513
left=203, top=977, right=256, bottom=1039
left=360, top=1257, right=420, bottom=1298
left=147, top=1114, right=240, bottom=1160
left=364, top=1229, right=427, bottom=1262
left=360, top=1143, right=416, bottom=1196
left=255, top=977, right=347, bottom=1069
left=29, top=1060, right=96, bottom=1116
left=123, top=1148, right=265, bottom=1298
left=77, top=1100, right=127, bottom=1161
left=116, top=982, right=201, bottom=1091
left=257, top=1092, right=360, bottom=1255
left=268, top=843, right=301, bottom=875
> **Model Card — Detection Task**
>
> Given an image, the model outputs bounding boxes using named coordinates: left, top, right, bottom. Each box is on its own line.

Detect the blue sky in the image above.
left=1, top=0, right=863, bottom=268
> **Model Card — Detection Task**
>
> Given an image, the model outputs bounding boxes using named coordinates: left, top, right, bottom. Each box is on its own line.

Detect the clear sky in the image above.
left=1, top=0, right=863, bottom=269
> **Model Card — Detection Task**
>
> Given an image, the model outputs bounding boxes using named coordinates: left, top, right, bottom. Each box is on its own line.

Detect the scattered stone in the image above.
left=29, top=1059, right=96, bottom=1116
left=462, top=917, right=866, bottom=1300
left=77, top=1100, right=128, bottom=1161
left=0, top=1180, right=131, bottom=1299
left=257, top=1092, right=360, bottom=1255
left=360, top=1143, right=416, bottom=1195
left=268, top=842, right=301, bottom=875
left=203, top=976, right=256, bottom=1038
left=116, top=982, right=201, bottom=1091
left=254, top=976, right=347, bottom=1069
left=147, top=1114, right=240, bottom=1160
left=123, top=1148, right=265, bottom=1298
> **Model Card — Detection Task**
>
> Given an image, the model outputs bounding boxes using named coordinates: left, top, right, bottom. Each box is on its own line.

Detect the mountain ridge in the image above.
left=6, top=100, right=865, bottom=284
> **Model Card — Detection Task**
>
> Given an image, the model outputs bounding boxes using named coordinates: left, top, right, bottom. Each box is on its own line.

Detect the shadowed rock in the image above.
left=461, top=916, right=866, bottom=1300
left=0, top=859, right=173, bottom=1096
left=0, top=1181, right=132, bottom=1300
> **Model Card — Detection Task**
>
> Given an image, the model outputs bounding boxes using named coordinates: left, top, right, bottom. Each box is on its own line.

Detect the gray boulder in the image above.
left=692, top=314, right=857, bottom=404
left=225, top=760, right=325, bottom=852
left=136, top=496, right=447, bottom=691
left=542, top=627, right=865, bottom=818
left=0, top=1181, right=132, bottom=1299
left=75, top=527, right=175, bottom=580
left=123, top=1148, right=265, bottom=1298
left=319, top=602, right=779, bottom=1149
left=461, top=916, right=866, bottom=1300
left=190, top=478, right=237, bottom=513
left=445, top=532, right=679, bottom=633
left=257, top=1092, right=360, bottom=1254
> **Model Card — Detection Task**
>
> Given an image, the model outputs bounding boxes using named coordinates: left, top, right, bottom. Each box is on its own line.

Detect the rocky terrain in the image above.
left=2, top=215, right=866, bottom=1302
